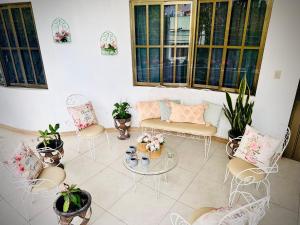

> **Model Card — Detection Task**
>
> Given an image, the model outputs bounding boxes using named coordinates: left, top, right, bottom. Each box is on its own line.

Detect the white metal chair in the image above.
left=170, top=182, right=270, bottom=225
left=0, top=141, right=66, bottom=223
left=224, top=127, right=291, bottom=198
left=66, top=94, right=110, bottom=160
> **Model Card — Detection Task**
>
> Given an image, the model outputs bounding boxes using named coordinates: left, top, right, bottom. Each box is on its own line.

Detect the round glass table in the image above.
left=123, top=147, right=178, bottom=198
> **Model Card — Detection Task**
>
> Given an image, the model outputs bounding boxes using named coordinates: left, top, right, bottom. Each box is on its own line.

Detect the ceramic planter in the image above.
left=53, top=190, right=92, bottom=225
left=36, top=139, right=64, bottom=168
left=114, top=116, right=131, bottom=140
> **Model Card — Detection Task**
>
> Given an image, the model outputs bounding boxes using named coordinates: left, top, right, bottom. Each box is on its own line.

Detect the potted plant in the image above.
left=36, top=123, right=64, bottom=167
left=137, top=133, right=152, bottom=152
left=53, top=183, right=92, bottom=225
left=146, top=134, right=165, bottom=159
left=223, top=76, right=254, bottom=158
left=112, top=102, right=131, bottom=140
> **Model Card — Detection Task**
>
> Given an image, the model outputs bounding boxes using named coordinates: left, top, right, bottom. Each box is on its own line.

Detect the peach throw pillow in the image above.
left=136, top=101, right=161, bottom=121
left=169, top=102, right=207, bottom=124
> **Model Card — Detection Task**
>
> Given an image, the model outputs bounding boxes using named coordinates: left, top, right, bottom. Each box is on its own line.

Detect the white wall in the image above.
left=0, top=0, right=299, bottom=139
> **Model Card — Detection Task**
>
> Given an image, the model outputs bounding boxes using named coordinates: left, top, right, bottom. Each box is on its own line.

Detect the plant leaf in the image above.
left=63, top=195, right=70, bottom=213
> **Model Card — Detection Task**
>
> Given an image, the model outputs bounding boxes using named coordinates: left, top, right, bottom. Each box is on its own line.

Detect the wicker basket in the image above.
left=137, top=143, right=147, bottom=152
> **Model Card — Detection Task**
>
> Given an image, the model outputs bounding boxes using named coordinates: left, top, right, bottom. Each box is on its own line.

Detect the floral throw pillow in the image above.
left=4, top=144, right=43, bottom=180
left=234, top=125, right=280, bottom=170
left=194, top=206, right=247, bottom=225
left=67, top=101, right=98, bottom=130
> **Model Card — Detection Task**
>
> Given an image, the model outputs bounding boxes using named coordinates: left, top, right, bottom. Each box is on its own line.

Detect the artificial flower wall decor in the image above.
left=100, top=31, right=118, bottom=55
left=51, top=17, right=71, bottom=44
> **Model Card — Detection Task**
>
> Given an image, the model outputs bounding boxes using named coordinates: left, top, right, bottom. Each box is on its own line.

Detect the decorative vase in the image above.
left=114, top=116, right=131, bottom=140
left=137, top=143, right=147, bottom=152
left=227, top=130, right=242, bottom=159
left=53, top=190, right=92, bottom=225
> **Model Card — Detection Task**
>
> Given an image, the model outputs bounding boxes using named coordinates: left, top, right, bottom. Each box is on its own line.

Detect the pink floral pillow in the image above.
left=234, top=125, right=280, bottom=170
left=4, top=144, right=43, bottom=180
left=67, top=101, right=98, bottom=130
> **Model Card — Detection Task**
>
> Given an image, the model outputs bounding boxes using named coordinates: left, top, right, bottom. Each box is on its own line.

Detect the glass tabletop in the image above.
left=123, top=148, right=178, bottom=176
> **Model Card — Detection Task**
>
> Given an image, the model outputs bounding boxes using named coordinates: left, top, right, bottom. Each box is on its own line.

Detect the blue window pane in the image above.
left=11, top=8, right=27, bottom=47
left=0, top=14, right=8, bottom=47
left=245, top=0, right=267, bottom=46
left=164, top=5, right=176, bottom=45
left=136, top=48, right=147, bottom=82
left=198, top=3, right=213, bottom=45
left=134, top=6, right=146, bottom=45
left=2, top=9, right=16, bottom=47
left=149, top=48, right=160, bottom=83
left=12, top=50, right=25, bottom=83
left=213, top=2, right=228, bottom=45
left=209, top=48, right=223, bottom=86
left=228, top=0, right=248, bottom=46
left=240, top=49, right=258, bottom=89
left=22, top=7, right=38, bottom=47
left=163, top=48, right=174, bottom=82
left=31, top=50, right=46, bottom=84
left=0, top=50, right=16, bottom=83
left=176, top=4, right=191, bottom=46
left=149, top=5, right=160, bottom=45
left=223, top=49, right=240, bottom=88
left=175, top=48, right=188, bottom=83
left=194, top=48, right=209, bottom=84
left=21, top=50, right=35, bottom=84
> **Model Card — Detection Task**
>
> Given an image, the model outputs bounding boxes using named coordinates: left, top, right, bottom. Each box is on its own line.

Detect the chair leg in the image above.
left=76, top=135, right=81, bottom=153
left=105, top=130, right=110, bottom=149
left=224, top=166, right=230, bottom=183
left=256, top=181, right=261, bottom=190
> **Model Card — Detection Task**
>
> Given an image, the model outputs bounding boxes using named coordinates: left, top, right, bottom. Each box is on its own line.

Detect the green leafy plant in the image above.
left=59, top=183, right=82, bottom=213
left=38, top=123, right=61, bottom=147
left=112, top=102, right=131, bottom=119
left=223, top=76, right=254, bottom=137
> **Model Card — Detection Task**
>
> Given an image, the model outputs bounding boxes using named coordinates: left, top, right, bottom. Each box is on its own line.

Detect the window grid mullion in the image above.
left=146, top=5, right=150, bottom=83
left=236, top=0, right=252, bottom=86
left=218, top=0, right=232, bottom=88
left=19, top=6, right=38, bottom=84
left=205, top=1, right=216, bottom=85
left=0, top=10, right=19, bottom=84
left=172, top=4, right=178, bottom=83
left=160, top=3, right=164, bottom=85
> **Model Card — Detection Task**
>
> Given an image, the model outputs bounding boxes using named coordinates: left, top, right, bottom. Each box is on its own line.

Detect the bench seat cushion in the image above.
left=141, top=119, right=217, bottom=136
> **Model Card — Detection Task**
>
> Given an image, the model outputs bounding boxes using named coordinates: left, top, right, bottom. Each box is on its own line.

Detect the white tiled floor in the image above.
left=0, top=128, right=299, bottom=225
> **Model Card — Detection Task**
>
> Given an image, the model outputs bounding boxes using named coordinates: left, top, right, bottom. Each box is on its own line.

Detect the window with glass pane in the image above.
left=130, top=0, right=273, bottom=94
left=0, top=3, right=47, bottom=88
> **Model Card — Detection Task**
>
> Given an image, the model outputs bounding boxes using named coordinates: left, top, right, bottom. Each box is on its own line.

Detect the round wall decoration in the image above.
left=51, top=18, right=71, bottom=44
left=100, top=31, right=118, bottom=55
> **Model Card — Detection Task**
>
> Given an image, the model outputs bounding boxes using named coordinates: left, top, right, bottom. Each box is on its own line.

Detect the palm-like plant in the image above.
left=112, top=102, right=131, bottom=119
left=223, top=76, right=254, bottom=137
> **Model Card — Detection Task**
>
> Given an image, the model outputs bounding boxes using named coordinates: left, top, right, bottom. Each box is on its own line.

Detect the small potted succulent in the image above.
left=36, top=123, right=64, bottom=167
left=53, top=183, right=92, bottom=225
left=112, top=102, right=131, bottom=140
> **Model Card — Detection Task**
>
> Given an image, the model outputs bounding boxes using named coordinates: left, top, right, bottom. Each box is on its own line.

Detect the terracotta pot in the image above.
left=53, top=190, right=92, bottom=225
left=137, top=143, right=147, bottom=152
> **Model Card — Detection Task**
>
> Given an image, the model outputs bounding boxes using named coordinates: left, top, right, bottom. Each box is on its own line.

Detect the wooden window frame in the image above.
left=130, top=0, right=273, bottom=95
left=0, top=2, right=47, bottom=89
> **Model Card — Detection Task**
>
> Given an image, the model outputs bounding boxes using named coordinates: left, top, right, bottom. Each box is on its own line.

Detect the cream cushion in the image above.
left=227, top=157, right=266, bottom=182
left=136, top=101, right=161, bottom=121
left=141, top=119, right=217, bottom=136
left=169, top=102, right=207, bottom=125
left=32, top=167, right=66, bottom=192
left=190, top=207, right=216, bottom=224
left=78, top=124, right=104, bottom=137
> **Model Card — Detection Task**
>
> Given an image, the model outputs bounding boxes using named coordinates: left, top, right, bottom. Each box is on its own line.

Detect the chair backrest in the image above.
left=65, top=94, right=89, bottom=107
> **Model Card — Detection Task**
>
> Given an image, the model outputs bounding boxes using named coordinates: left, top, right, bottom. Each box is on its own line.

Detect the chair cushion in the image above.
left=169, top=102, right=207, bottom=125
left=32, top=167, right=66, bottom=192
left=234, top=125, right=280, bottom=170
left=67, top=101, right=98, bottom=130
left=159, top=100, right=180, bottom=121
left=136, top=101, right=161, bottom=121
left=228, top=157, right=266, bottom=182
left=203, top=101, right=223, bottom=127
left=141, top=119, right=217, bottom=136
left=78, top=124, right=104, bottom=137
left=190, top=207, right=216, bottom=223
